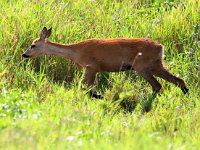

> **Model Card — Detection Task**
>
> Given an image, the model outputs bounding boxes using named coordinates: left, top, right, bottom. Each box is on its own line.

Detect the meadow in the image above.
left=0, top=0, right=200, bottom=149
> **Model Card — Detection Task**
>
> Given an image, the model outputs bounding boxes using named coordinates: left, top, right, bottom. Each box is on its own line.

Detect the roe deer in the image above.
left=22, top=27, right=188, bottom=98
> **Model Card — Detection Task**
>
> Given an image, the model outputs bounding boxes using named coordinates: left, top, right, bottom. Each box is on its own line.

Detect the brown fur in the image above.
left=22, top=27, right=188, bottom=97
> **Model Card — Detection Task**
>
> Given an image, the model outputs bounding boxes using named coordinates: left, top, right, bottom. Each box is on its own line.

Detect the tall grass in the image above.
left=0, top=0, right=200, bottom=149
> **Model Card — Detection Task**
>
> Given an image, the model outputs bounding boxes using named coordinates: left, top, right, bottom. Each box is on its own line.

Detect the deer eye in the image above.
left=31, top=45, right=36, bottom=49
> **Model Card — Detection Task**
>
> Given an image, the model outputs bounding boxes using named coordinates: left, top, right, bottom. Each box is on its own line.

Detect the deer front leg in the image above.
left=83, top=66, right=103, bottom=99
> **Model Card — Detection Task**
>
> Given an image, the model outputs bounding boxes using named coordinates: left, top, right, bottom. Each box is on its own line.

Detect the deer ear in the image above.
left=40, top=27, right=48, bottom=40
left=40, top=27, right=52, bottom=40
left=46, top=27, right=52, bottom=38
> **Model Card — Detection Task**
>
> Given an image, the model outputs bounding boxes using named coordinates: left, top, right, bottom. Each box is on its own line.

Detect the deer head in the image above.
left=22, top=27, right=52, bottom=58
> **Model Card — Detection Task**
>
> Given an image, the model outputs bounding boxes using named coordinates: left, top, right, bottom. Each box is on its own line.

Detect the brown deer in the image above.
left=22, top=27, right=188, bottom=98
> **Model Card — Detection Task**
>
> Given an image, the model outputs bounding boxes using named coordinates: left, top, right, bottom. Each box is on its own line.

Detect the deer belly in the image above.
left=98, top=60, right=133, bottom=72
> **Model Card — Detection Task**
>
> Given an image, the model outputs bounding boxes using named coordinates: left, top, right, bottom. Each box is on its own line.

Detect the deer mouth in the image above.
left=22, top=54, right=30, bottom=58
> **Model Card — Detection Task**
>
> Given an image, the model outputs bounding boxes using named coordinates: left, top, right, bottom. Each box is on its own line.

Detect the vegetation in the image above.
left=0, top=0, right=199, bottom=149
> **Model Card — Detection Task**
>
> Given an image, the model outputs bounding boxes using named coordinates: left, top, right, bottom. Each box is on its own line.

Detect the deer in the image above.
left=22, top=27, right=189, bottom=98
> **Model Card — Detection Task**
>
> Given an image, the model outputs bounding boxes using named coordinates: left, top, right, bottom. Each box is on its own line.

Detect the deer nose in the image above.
left=22, top=54, right=29, bottom=58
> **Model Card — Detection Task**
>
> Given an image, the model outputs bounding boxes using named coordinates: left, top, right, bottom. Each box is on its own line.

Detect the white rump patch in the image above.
left=161, top=45, right=165, bottom=58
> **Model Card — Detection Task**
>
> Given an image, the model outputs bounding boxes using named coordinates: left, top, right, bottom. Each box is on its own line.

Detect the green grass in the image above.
left=0, top=0, right=200, bottom=149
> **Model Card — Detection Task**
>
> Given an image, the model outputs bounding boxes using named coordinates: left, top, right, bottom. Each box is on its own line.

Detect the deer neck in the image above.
left=44, top=41, right=75, bottom=60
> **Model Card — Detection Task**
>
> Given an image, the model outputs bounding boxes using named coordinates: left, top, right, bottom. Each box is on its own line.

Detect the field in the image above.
left=0, top=0, right=200, bottom=149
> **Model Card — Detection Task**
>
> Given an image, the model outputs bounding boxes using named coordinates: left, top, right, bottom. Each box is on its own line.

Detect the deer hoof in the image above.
left=181, top=87, right=189, bottom=94
left=89, top=91, right=103, bottom=99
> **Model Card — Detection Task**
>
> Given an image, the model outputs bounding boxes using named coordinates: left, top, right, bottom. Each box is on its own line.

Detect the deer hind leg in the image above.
left=151, top=61, right=189, bottom=94
left=133, top=58, right=162, bottom=95
left=83, top=66, right=103, bottom=99
left=135, top=68, right=162, bottom=95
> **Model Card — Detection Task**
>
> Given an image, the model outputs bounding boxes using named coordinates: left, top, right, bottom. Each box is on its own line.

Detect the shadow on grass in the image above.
left=140, top=93, right=157, bottom=113
left=102, top=92, right=157, bottom=114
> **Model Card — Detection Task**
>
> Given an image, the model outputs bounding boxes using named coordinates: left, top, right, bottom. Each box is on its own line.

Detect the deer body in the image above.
left=22, top=27, right=188, bottom=98
left=74, top=38, right=163, bottom=71
left=46, top=38, right=162, bottom=72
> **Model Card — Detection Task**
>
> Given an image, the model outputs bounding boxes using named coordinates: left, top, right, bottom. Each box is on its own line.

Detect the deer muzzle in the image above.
left=22, top=53, right=30, bottom=58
